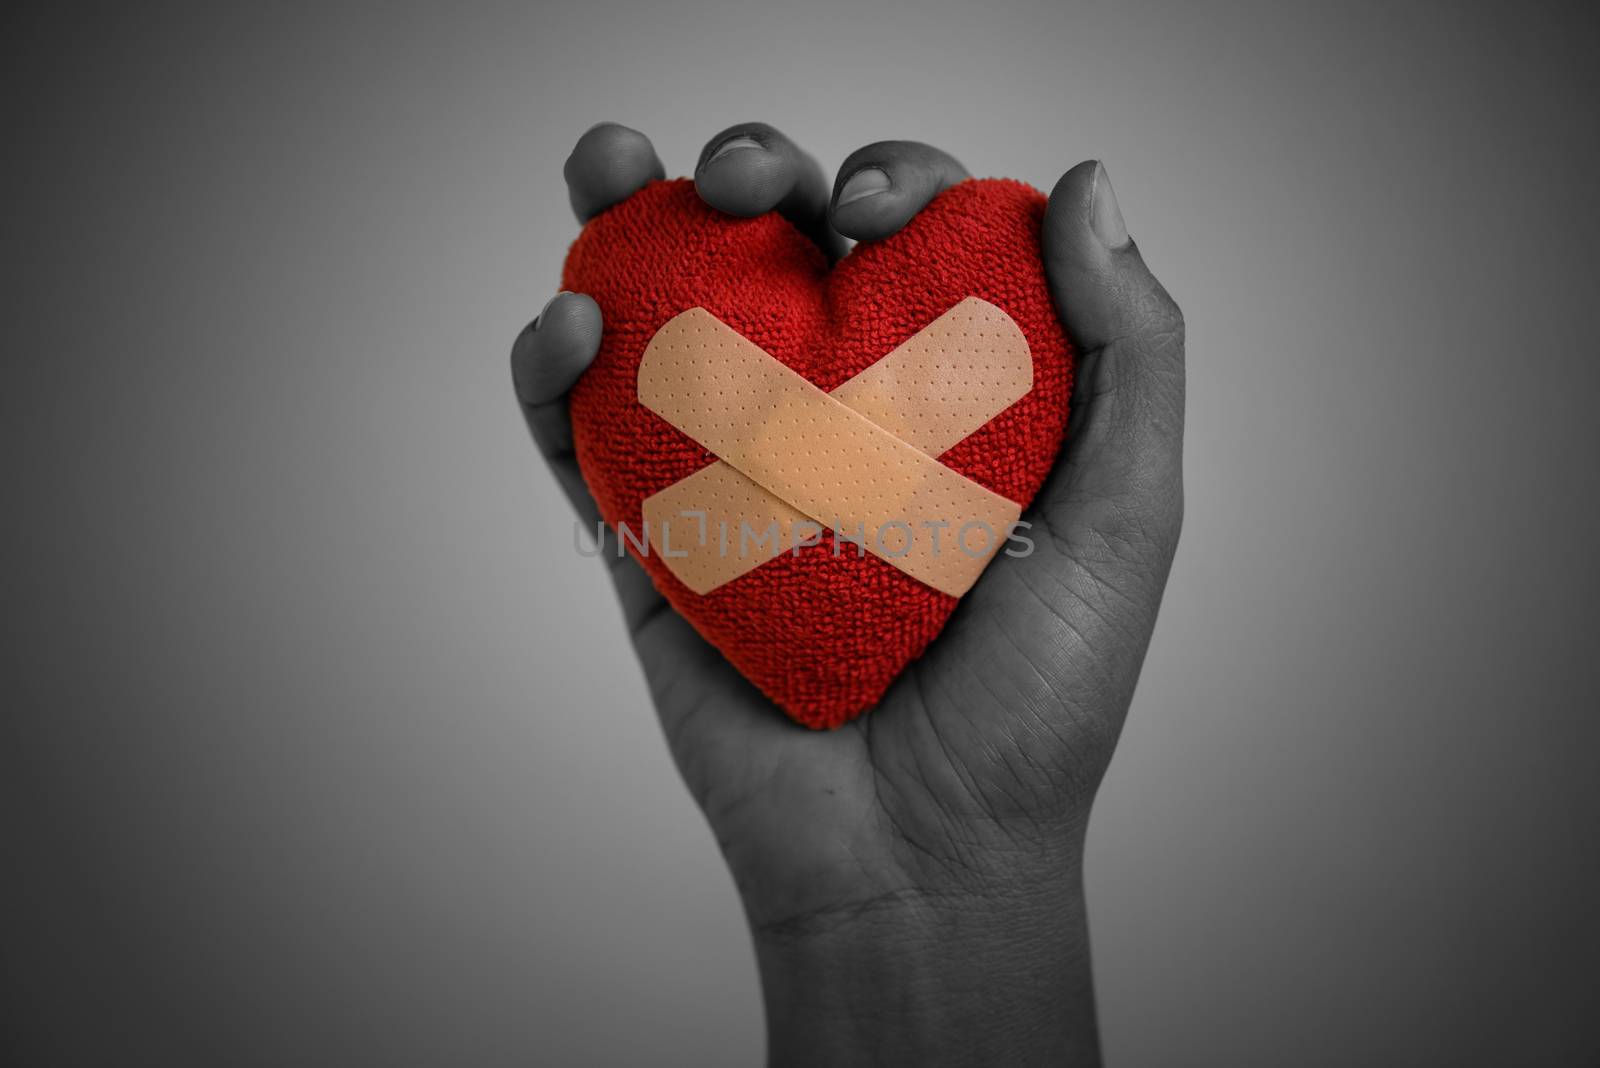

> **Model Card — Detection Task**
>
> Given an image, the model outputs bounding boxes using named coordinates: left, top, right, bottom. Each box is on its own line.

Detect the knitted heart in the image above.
left=564, top=178, right=1073, bottom=728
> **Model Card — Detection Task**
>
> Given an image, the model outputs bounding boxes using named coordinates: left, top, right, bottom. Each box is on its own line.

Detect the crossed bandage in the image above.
left=638, top=298, right=1033, bottom=597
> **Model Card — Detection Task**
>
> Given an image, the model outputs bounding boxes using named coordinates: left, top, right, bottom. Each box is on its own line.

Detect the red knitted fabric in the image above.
left=564, top=178, right=1073, bottom=728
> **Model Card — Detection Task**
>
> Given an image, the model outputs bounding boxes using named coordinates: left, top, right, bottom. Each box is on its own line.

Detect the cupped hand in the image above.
left=513, top=121, right=1183, bottom=1066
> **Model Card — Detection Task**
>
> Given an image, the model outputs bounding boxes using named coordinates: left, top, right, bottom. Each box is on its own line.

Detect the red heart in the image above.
left=564, top=179, right=1074, bottom=728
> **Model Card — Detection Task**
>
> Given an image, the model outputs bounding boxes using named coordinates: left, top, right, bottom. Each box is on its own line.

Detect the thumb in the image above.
left=1031, top=160, right=1185, bottom=571
left=933, top=162, right=1183, bottom=757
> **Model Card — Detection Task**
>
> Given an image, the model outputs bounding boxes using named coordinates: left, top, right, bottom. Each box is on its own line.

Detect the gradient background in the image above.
left=5, top=2, right=1598, bottom=1065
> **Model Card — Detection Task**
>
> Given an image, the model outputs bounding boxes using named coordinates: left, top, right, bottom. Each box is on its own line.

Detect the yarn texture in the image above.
left=564, top=178, right=1074, bottom=728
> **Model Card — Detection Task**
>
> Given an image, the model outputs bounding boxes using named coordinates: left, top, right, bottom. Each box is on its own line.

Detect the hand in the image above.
left=513, top=122, right=1184, bottom=1066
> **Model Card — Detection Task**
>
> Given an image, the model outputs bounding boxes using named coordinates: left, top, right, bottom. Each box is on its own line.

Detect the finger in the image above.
left=511, top=293, right=602, bottom=428
left=511, top=293, right=670, bottom=630
left=828, top=141, right=969, bottom=242
left=694, top=122, right=842, bottom=258
left=1033, top=160, right=1186, bottom=568
left=511, top=291, right=603, bottom=523
left=563, top=122, right=665, bottom=223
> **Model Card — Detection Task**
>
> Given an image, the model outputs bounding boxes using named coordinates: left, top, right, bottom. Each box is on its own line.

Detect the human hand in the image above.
left=513, top=122, right=1183, bottom=1066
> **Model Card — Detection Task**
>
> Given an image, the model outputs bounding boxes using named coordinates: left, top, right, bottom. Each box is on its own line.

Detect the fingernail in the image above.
left=705, top=135, right=764, bottom=167
left=1090, top=162, right=1128, bottom=249
left=836, top=167, right=891, bottom=207
left=535, top=291, right=571, bottom=329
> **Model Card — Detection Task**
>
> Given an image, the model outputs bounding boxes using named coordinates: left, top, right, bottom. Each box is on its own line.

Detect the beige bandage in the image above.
left=638, top=298, right=1032, bottom=597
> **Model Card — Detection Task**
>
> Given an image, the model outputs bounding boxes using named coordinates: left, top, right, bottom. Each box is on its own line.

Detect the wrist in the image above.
left=750, top=843, right=1100, bottom=1067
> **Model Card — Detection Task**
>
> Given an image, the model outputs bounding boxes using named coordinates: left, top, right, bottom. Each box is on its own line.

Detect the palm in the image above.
left=623, top=468, right=1164, bottom=929
left=516, top=122, right=1182, bottom=935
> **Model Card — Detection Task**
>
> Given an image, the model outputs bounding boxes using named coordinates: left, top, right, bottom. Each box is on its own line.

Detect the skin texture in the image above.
left=512, top=121, right=1184, bottom=1066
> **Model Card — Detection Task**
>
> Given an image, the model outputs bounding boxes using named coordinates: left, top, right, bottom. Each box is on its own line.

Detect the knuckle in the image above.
left=1137, top=281, right=1183, bottom=340
left=565, top=124, right=658, bottom=200
left=842, top=140, right=961, bottom=180
left=574, top=121, right=640, bottom=153
left=837, top=141, right=909, bottom=179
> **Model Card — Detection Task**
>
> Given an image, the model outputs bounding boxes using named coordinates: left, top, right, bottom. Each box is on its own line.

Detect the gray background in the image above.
left=5, top=2, right=1598, bottom=1064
